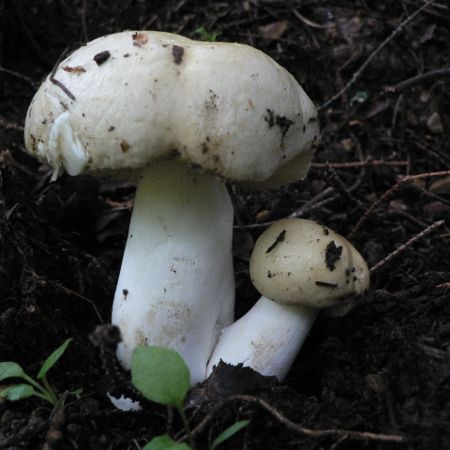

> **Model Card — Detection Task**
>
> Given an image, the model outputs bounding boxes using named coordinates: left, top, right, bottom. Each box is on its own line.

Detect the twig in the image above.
left=370, top=220, right=445, bottom=273
left=29, top=269, right=104, bottom=323
left=289, top=186, right=336, bottom=218
left=311, top=160, right=409, bottom=169
left=390, top=93, right=405, bottom=135
left=50, top=48, right=76, bottom=101
left=48, top=280, right=105, bottom=324
left=349, top=170, right=450, bottom=238
left=237, top=190, right=340, bottom=229
left=234, top=185, right=336, bottom=230
left=0, top=116, right=24, bottom=132
left=291, top=8, right=335, bottom=29
left=0, top=65, right=38, bottom=88
left=188, top=395, right=405, bottom=444
left=318, top=0, right=435, bottom=111
left=324, top=167, right=359, bottom=205
left=390, top=67, right=450, bottom=92
left=81, top=0, right=89, bottom=43
left=292, top=152, right=368, bottom=219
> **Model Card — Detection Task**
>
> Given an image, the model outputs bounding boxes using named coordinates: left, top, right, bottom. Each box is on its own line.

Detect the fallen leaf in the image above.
left=336, top=16, right=362, bottom=43
left=255, top=209, right=272, bottom=222
left=364, top=99, right=391, bottom=119
left=259, top=21, right=289, bottom=40
left=388, top=199, right=408, bottom=212
left=419, top=23, right=436, bottom=45
left=429, top=176, right=450, bottom=194
left=427, top=112, right=444, bottom=134
left=423, top=201, right=450, bottom=219
left=340, top=138, right=355, bottom=152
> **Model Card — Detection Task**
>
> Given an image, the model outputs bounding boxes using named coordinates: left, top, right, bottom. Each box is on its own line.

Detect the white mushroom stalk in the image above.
left=112, top=162, right=234, bottom=383
left=208, top=296, right=318, bottom=380
left=24, top=31, right=319, bottom=385
left=207, top=218, right=370, bottom=380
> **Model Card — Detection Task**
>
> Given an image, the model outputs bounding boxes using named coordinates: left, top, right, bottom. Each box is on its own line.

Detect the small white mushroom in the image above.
left=207, top=218, right=370, bottom=380
left=24, top=31, right=319, bottom=384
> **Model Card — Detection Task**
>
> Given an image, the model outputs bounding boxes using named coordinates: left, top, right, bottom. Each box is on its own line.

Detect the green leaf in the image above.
left=131, top=346, right=190, bottom=408
left=37, top=338, right=72, bottom=379
left=0, top=384, right=36, bottom=401
left=0, top=362, right=25, bottom=382
left=350, top=90, right=369, bottom=105
left=70, top=388, right=83, bottom=396
left=194, top=26, right=221, bottom=42
left=210, top=420, right=250, bottom=450
left=143, top=434, right=192, bottom=450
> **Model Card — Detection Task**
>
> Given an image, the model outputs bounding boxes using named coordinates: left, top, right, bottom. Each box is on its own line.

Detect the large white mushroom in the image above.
left=24, top=31, right=319, bottom=384
left=207, top=218, right=370, bottom=380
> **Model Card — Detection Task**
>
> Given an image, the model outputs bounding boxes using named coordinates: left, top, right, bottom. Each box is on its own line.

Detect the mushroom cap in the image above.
left=249, top=218, right=369, bottom=309
left=24, top=31, right=318, bottom=186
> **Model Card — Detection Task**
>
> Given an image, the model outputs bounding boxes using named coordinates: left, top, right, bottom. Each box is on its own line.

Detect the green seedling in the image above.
left=194, top=26, right=222, bottom=42
left=0, top=338, right=77, bottom=405
left=350, top=90, right=369, bottom=105
left=131, top=346, right=249, bottom=450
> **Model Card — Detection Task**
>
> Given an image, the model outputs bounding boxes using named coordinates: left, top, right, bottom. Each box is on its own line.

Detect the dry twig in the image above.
left=291, top=8, right=335, bottom=29
left=311, top=160, right=409, bottom=169
left=370, top=220, right=445, bottom=273
left=390, top=67, right=450, bottom=92
left=319, top=0, right=436, bottom=111
left=0, top=116, right=24, bottom=132
left=350, top=170, right=450, bottom=238
left=0, top=65, right=38, bottom=88
left=188, top=395, right=405, bottom=444
left=29, top=269, right=105, bottom=323
left=49, top=48, right=76, bottom=101
left=81, top=0, right=89, bottom=43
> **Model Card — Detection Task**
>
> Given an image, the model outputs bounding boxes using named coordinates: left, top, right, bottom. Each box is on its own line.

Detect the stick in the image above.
left=350, top=170, right=450, bottom=238
left=0, top=66, right=37, bottom=88
left=49, top=48, right=76, bottom=101
left=0, top=116, right=24, bottom=132
left=370, top=220, right=445, bottom=273
left=311, top=160, right=409, bottom=169
left=188, top=395, right=405, bottom=444
left=390, top=67, right=450, bottom=92
left=318, top=0, right=436, bottom=111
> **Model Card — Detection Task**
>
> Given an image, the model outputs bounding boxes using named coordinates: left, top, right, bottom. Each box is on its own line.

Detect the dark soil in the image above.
left=1, top=1, right=450, bottom=449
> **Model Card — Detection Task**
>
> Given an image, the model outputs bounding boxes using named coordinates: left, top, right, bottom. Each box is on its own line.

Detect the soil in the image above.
left=1, top=1, right=450, bottom=449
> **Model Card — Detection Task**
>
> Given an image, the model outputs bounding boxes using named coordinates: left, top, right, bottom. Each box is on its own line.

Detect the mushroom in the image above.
left=207, top=218, right=369, bottom=380
left=24, top=31, right=319, bottom=384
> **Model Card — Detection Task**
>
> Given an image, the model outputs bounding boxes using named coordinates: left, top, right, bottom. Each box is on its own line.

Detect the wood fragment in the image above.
left=50, top=48, right=76, bottom=100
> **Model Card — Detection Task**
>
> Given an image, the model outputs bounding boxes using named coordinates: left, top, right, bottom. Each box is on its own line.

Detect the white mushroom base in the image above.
left=112, top=162, right=234, bottom=385
left=206, top=296, right=318, bottom=380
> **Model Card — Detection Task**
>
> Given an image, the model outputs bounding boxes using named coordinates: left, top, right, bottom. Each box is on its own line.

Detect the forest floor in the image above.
left=1, top=1, right=450, bottom=449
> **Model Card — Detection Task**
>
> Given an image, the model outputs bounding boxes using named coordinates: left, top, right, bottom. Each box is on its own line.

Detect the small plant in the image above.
left=131, top=346, right=249, bottom=450
left=194, top=26, right=222, bottom=42
left=0, top=338, right=77, bottom=405
left=350, top=90, right=369, bottom=105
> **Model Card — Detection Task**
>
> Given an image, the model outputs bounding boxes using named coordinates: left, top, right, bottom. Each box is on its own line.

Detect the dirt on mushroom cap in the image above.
left=250, top=218, right=369, bottom=308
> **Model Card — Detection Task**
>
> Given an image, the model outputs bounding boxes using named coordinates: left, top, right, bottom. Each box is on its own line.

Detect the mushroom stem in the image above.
left=112, top=161, right=234, bottom=384
left=206, top=296, right=318, bottom=380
